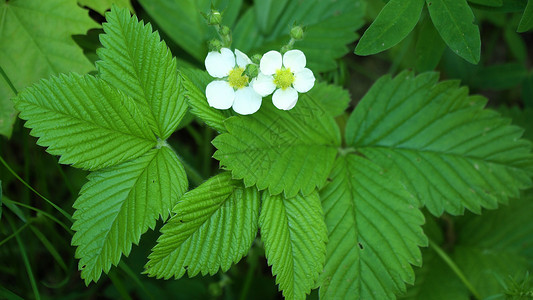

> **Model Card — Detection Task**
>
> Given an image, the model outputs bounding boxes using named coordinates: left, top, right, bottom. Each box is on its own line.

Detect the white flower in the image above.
left=252, top=49, right=315, bottom=110
left=204, top=48, right=262, bottom=115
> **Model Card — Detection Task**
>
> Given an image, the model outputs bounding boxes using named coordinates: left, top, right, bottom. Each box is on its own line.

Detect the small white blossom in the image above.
left=205, top=48, right=262, bottom=115
left=253, top=49, right=315, bottom=110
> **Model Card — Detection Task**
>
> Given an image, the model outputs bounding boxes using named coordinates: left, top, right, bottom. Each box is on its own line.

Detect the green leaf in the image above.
left=355, top=0, right=425, bottom=56
left=180, top=68, right=227, bottom=132
left=213, top=98, right=340, bottom=198
left=468, top=0, right=503, bottom=7
left=503, top=28, right=527, bottom=64
left=308, top=82, right=351, bottom=118
left=518, top=0, right=533, bottom=32
left=452, top=193, right=533, bottom=297
left=233, top=0, right=366, bottom=72
left=72, top=146, right=187, bottom=284
left=14, top=74, right=157, bottom=171
left=498, top=106, right=533, bottom=142
left=426, top=0, right=481, bottom=64
left=415, top=15, right=446, bottom=72
left=401, top=247, right=469, bottom=300
left=0, top=0, right=98, bottom=138
left=345, top=71, right=533, bottom=216
left=253, top=0, right=289, bottom=34
left=260, top=191, right=327, bottom=300
left=137, top=0, right=243, bottom=62
left=78, top=0, right=134, bottom=15
left=470, top=63, right=527, bottom=90
left=145, top=172, right=259, bottom=279
left=97, top=7, right=187, bottom=140
left=319, top=155, right=427, bottom=299
left=469, top=0, right=526, bottom=12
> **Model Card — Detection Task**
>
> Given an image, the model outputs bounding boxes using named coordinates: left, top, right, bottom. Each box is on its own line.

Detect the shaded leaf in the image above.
left=518, top=0, right=533, bottom=32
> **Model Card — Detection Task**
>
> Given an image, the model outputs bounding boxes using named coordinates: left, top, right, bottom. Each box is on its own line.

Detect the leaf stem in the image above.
left=429, top=239, right=482, bottom=300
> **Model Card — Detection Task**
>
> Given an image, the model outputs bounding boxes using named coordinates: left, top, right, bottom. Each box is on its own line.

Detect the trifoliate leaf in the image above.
left=137, top=0, right=243, bottom=62
left=180, top=68, right=228, bottom=132
left=72, top=147, right=187, bottom=284
left=14, top=74, right=156, bottom=171
left=78, top=0, right=134, bottom=15
left=145, top=172, right=259, bottom=279
left=213, top=98, right=340, bottom=198
left=0, top=0, right=98, bottom=138
left=452, top=193, right=533, bottom=297
left=346, top=71, right=533, bottom=216
left=233, top=0, right=366, bottom=72
left=355, top=0, right=425, bottom=56
left=260, top=191, right=327, bottom=300
left=97, top=7, right=186, bottom=140
left=426, top=0, right=481, bottom=64
left=319, top=155, right=427, bottom=299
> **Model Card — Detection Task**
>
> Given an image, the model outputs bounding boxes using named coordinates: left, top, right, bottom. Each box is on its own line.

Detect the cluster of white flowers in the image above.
left=204, top=48, right=315, bottom=115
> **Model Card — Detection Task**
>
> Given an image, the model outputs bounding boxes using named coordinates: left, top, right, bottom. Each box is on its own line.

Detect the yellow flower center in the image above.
left=273, top=68, right=295, bottom=90
left=228, top=67, right=249, bottom=89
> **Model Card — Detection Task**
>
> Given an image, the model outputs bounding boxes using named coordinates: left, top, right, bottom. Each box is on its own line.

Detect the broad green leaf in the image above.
left=14, top=74, right=156, bottom=171
left=427, top=0, right=481, bottom=64
left=0, top=0, right=98, bottom=138
left=470, top=63, right=527, bottom=90
left=468, top=0, right=503, bottom=6
left=260, top=191, right=327, bottom=300
left=346, top=71, right=533, bottom=216
left=233, top=0, right=366, bottom=72
left=415, top=16, right=446, bottom=72
left=78, top=0, right=134, bottom=15
left=180, top=68, right=227, bottom=132
left=145, top=172, right=259, bottom=279
left=319, top=155, right=426, bottom=299
left=355, top=0, right=425, bottom=56
left=253, top=0, right=289, bottom=34
left=498, top=106, right=533, bottom=142
left=308, top=82, right=351, bottom=118
left=137, top=0, right=243, bottom=62
left=72, top=147, right=187, bottom=284
left=518, top=0, right=533, bottom=32
left=97, top=7, right=186, bottom=140
left=452, top=194, right=533, bottom=297
left=504, top=28, right=527, bottom=64
left=213, top=98, right=340, bottom=198
left=469, top=0, right=526, bottom=12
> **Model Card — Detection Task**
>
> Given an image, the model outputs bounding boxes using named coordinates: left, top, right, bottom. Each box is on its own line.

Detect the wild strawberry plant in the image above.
left=1, top=0, right=533, bottom=299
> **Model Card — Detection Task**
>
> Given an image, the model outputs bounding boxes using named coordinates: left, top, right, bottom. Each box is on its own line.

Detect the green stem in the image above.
left=0, top=220, right=31, bottom=247
left=239, top=248, right=259, bottom=300
left=2, top=198, right=73, bottom=234
left=0, top=155, right=73, bottom=222
left=0, top=65, right=18, bottom=94
left=429, top=239, right=482, bottom=300
left=7, top=214, right=41, bottom=300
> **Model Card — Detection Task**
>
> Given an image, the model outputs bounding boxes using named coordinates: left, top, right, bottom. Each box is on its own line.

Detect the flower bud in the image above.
left=207, top=9, right=222, bottom=25
left=244, top=64, right=259, bottom=78
left=290, top=25, right=304, bottom=40
left=208, top=39, right=222, bottom=52
left=220, top=25, right=231, bottom=36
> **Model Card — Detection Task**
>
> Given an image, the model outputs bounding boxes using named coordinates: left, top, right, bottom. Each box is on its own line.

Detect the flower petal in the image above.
left=293, top=68, right=315, bottom=93
left=252, top=73, right=276, bottom=96
left=206, top=80, right=235, bottom=109
left=235, top=49, right=252, bottom=68
left=233, top=87, right=262, bottom=115
left=205, top=48, right=235, bottom=78
left=260, top=50, right=282, bottom=76
left=283, top=49, right=306, bottom=72
left=272, top=87, right=298, bottom=110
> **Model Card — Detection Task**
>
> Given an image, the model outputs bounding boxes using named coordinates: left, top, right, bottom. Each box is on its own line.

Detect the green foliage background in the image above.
left=1, top=0, right=533, bottom=299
